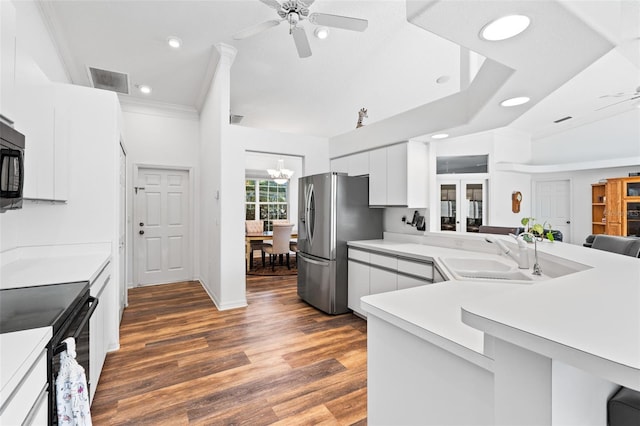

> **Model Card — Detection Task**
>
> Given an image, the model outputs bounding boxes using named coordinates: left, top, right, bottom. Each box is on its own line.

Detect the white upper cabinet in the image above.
left=330, top=151, right=370, bottom=176
left=348, top=151, right=369, bottom=176
left=368, top=141, right=428, bottom=207
left=0, top=1, right=17, bottom=123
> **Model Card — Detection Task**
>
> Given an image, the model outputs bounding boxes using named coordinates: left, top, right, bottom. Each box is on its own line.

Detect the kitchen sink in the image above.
left=440, top=257, right=543, bottom=283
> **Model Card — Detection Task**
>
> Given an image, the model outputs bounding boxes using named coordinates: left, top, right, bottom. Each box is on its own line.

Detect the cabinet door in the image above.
left=349, top=152, right=369, bottom=176
left=18, top=84, right=55, bottom=200
left=369, top=147, right=387, bottom=206
left=386, top=143, right=408, bottom=206
left=369, top=266, right=397, bottom=295
left=330, top=156, right=349, bottom=174
left=348, top=260, right=370, bottom=317
left=606, top=180, right=623, bottom=235
left=397, top=274, right=428, bottom=290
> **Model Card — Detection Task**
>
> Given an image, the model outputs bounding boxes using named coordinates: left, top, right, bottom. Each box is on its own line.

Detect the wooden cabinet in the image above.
left=347, top=247, right=436, bottom=317
left=599, top=177, right=640, bottom=236
left=368, top=141, right=428, bottom=207
left=591, top=183, right=606, bottom=235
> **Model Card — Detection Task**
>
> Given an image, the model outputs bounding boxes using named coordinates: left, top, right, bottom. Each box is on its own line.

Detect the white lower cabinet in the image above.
left=348, top=248, right=437, bottom=317
left=89, top=261, right=112, bottom=403
left=0, top=348, right=47, bottom=425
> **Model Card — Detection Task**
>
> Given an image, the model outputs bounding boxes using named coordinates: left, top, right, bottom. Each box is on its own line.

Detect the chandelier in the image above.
left=267, top=159, right=294, bottom=185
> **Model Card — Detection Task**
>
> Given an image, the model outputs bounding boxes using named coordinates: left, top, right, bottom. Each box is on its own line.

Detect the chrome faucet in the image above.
left=484, top=234, right=530, bottom=269
left=515, top=232, right=543, bottom=276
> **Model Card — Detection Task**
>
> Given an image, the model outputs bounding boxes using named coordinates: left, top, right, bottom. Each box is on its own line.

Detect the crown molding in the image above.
left=118, top=96, right=199, bottom=121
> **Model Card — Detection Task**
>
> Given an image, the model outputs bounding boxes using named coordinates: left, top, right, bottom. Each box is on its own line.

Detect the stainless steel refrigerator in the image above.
left=297, top=172, right=383, bottom=314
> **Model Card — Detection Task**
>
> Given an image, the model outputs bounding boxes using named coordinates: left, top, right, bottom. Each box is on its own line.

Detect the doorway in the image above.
left=533, top=179, right=571, bottom=243
left=134, top=166, right=191, bottom=286
left=438, top=179, right=487, bottom=232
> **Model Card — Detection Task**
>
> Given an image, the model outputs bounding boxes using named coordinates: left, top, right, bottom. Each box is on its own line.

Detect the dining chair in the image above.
left=271, top=219, right=297, bottom=252
left=245, top=220, right=268, bottom=267
left=262, top=223, right=294, bottom=271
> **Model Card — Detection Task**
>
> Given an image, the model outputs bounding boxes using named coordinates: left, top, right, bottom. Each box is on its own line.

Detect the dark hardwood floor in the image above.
left=91, top=275, right=368, bottom=425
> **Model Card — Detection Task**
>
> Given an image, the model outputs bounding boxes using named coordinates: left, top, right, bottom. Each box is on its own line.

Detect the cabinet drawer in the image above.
left=397, top=259, right=433, bottom=280
left=370, top=253, right=397, bottom=270
left=349, top=248, right=370, bottom=263
left=0, top=349, right=47, bottom=425
left=90, top=261, right=112, bottom=297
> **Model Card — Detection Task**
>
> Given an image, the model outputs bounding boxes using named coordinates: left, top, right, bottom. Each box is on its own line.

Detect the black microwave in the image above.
left=0, top=121, right=25, bottom=212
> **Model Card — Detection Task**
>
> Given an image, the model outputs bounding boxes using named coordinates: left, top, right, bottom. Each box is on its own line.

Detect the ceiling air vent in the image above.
left=230, top=114, right=244, bottom=124
left=88, top=67, right=129, bottom=94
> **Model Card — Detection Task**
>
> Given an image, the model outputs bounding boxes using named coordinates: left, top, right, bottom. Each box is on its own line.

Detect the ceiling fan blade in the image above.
left=299, top=0, right=316, bottom=7
left=308, top=13, right=368, bottom=32
left=292, top=26, right=312, bottom=58
left=259, top=0, right=283, bottom=10
left=233, top=20, right=281, bottom=40
left=595, top=95, right=640, bottom=111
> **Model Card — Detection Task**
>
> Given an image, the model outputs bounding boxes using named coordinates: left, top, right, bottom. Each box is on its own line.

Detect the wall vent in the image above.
left=230, top=114, right=244, bottom=124
left=553, top=116, right=572, bottom=123
left=88, top=67, right=129, bottom=94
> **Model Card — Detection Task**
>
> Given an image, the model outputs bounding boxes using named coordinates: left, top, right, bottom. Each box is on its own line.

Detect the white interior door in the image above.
left=119, top=144, right=127, bottom=316
left=135, top=167, right=190, bottom=286
left=534, top=179, right=571, bottom=243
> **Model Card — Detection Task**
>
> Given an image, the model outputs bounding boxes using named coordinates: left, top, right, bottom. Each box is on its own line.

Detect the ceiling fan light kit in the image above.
left=314, top=26, right=329, bottom=39
left=234, top=0, right=368, bottom=58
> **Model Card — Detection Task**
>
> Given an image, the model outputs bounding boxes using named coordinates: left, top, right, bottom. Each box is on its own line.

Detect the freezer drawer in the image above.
left=297, top=253, right=347, bottom=314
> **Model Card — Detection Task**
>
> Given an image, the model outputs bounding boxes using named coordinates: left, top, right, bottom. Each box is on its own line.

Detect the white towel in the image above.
left=56, top=337, right=92, bottom=425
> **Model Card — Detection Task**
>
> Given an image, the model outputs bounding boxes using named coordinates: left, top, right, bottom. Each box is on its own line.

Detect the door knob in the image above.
left=139, top=230, right=144, bottom=235
left=566, top=220, right=571, bottom=224
left=139, top=222, right=144, bottom=227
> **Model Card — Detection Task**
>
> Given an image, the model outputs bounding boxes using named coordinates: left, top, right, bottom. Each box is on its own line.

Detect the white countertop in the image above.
left=1, top=244, right=111, bottom=289
left=0, top=327, right=52, bottom=405
left=354, top=233, right=640, bottom=390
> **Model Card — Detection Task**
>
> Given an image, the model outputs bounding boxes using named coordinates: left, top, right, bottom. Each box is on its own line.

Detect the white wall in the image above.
left=531, top=109, right=640, bottom=164
left=12, top=0, right=69, bottom=84
left=119, top=103, right=200, bottom=287
left=197, top=44, right=329, bottom=309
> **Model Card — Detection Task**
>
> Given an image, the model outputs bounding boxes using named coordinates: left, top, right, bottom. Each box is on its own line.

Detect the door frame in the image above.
left=133, top=164, right=195, bottom=286
left=531, top=177, right=573, bottom=244
left=119, top=141, right=128, bottom=317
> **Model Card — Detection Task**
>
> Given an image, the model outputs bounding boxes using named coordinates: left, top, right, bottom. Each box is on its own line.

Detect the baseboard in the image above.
left=197, top=279, right=248, bottom=311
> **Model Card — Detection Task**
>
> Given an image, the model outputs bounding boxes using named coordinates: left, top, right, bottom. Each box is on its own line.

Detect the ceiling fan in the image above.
left=596, top=86, right=640, bottom=111
left=233, top=0, right=368, bottom=58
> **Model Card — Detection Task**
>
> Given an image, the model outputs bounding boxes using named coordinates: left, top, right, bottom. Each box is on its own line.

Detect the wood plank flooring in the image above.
left=91, top=275, right=368, bottom=425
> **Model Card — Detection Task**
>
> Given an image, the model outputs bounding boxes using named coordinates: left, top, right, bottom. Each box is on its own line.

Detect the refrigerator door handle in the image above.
left=306, top=183, right=314, bottom=244
left=298, top=253, right=329, bottom=267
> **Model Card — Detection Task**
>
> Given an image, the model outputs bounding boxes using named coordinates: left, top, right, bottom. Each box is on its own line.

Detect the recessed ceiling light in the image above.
left=314, top=27, right=329, bottom=39
left=480, top=15, right=531, bottom=41
left=436, top=75, right=450, bottom=84
left=138, top=85, right=152, bottom=95
left=167, top=36, right=182, bottom=49
left=500, top=96, right=530, bottom=107
left=431, top=133, right=449, bottom=139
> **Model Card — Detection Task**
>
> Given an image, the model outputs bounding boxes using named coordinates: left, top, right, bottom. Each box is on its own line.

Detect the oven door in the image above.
left=50, top=295, right=98, bottom=425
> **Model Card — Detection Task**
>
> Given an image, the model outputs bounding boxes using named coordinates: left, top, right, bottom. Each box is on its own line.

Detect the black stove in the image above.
left=0, top=281, right=95, bottom=425
left=0, top=281, right=89, bottom=334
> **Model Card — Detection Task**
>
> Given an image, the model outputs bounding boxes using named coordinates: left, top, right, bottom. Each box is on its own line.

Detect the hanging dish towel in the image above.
left=56, top=337, right=92, bottom=426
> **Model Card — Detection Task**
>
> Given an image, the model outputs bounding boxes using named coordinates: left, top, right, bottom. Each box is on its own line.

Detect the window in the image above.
left=245, top=179, right=288, bottom=231
left=437, top=155, right=488, bottom=174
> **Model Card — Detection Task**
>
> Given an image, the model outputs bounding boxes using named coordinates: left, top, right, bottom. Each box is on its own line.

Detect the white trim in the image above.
left=197, top=279, right=247, bottom=311
left=118, top=96, right=199, bottom=120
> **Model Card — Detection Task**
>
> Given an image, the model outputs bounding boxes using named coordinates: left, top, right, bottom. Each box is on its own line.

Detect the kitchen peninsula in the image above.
left=353, top=232, right=640, bottom=425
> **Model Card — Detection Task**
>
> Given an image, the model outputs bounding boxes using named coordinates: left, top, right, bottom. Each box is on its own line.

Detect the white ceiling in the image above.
left=38, top=0, right=640, bottom=140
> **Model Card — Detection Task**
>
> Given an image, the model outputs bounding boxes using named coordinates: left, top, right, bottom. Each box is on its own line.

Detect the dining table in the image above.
left=245, top=231, right=298, bottom=271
